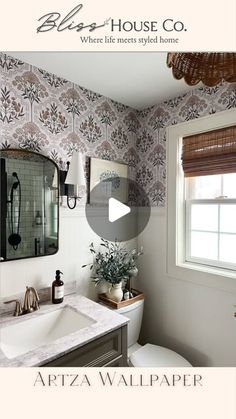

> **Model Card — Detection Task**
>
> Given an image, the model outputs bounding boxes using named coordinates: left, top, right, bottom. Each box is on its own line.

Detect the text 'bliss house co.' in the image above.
left=36, top=4, right=187, bottom=36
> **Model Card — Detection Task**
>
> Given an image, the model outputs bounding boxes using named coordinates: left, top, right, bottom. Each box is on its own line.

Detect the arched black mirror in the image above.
left=0, top=149, right=59, bottom=262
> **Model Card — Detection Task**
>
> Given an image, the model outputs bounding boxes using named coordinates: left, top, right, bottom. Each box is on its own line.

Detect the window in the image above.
left=167, top=109, right=236, bottom=293
left=185, top=173, right=236, bottom=270
left=182, top=125, right=236, bottom=271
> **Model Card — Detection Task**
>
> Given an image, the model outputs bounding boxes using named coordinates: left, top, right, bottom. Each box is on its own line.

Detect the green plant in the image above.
left=82, top=238, right=143, bottom=286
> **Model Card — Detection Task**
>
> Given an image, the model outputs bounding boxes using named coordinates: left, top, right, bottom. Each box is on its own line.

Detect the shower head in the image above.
left=12, top=172, right=19, bottom=179
left=12, top=172, right=19, bottom=189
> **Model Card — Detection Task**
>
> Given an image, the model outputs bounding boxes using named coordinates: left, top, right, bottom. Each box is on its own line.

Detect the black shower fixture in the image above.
left=8, top=171, right=22, bottom=250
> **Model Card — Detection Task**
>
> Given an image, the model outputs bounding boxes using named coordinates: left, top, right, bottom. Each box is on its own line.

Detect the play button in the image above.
left=109, top=198, right=131, bottom=222
left=85, top=176, right=151, bottom=242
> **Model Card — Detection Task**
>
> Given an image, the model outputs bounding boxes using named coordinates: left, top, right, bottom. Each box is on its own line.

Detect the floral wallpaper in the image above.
left=0, top=52, right=235, bottom=207
left=0, top=53, right=137, bottom=189
left=136, top=82, right=236, bottom=206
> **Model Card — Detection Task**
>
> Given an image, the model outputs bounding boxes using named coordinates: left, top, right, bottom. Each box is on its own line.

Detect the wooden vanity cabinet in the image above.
left=42, top=325, right=128, bottom=367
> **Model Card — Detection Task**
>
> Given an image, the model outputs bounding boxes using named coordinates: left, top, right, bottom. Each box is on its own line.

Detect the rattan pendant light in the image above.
left=167, top=53, right=236, bottom=87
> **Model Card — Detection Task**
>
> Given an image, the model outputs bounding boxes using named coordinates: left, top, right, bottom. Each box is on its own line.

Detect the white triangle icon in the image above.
left=109, top=198, right=131, bottom=223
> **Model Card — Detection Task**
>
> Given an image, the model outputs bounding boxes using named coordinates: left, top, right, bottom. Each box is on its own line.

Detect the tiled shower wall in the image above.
left=0, top=53, right=235, bottom=206
left=6, top=159, right=44, bottom=259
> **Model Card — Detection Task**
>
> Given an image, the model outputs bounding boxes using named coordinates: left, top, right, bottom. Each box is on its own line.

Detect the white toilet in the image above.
left=116, top=299, right=192, bottom=367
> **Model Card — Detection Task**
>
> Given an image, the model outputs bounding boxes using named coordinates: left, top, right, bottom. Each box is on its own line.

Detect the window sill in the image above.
left=167, top=260, right=236, bottom=294
left=179, top=261, right=236, bottom=279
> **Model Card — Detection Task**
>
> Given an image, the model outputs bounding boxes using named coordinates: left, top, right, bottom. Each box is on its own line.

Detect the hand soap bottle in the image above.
left=52, top=270, right=64, bottom=304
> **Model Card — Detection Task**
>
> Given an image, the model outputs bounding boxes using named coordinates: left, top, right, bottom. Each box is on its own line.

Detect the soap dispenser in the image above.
left=52, top=270, right=64, bottom=304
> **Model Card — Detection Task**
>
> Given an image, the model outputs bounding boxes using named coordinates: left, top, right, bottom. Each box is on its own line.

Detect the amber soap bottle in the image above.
left=52, top=270, right=64, bottom=304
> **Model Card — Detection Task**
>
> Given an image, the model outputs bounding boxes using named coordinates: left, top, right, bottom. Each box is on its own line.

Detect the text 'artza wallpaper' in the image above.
left=0, top=53, right=235, bottom=206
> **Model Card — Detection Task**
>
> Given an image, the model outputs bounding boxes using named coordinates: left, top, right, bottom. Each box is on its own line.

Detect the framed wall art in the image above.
left=89, top=158, right=128, bottom=204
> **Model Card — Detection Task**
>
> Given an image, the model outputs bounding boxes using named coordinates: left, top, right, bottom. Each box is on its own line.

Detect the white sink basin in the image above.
left=0, top=305, right=95, bottom=359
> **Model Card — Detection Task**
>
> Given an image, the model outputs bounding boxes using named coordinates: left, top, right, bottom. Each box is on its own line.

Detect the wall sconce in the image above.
left=60, top=152, right=86, bottom=209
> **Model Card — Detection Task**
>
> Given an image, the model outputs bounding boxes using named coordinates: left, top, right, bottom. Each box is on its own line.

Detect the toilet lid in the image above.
left=130, top=344, right=192, bottom=367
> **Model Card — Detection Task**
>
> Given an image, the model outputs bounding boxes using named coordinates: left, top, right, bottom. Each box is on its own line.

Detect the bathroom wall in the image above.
left=0, top=205, right=137, bottom=299
left=0, top=53, right=138, bottom=183
left=137, top=83, right=236, bottom=367
left=137, top=209, right=236, bottom=366
left=136, top=82, right=236, bottom=205
left=135, top=80, right=236, bottom=366
left=1, top=52, right=236, bottom=366
left=0, top=52, right=138, bottom=298
left=0, top=52, right=235, bottom=207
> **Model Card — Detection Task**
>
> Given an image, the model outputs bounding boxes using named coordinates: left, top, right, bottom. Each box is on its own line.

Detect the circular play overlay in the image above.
left=85, top=177, right=151, bottom=242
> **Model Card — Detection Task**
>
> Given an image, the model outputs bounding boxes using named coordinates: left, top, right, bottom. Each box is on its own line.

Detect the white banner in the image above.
left=0, top=0, right=235, bottom=51
left=0, top=368, right=235, bottom=419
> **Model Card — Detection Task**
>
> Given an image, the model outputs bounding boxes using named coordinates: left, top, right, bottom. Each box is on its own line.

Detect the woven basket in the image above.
left=167, top=53, right=236, bottom=87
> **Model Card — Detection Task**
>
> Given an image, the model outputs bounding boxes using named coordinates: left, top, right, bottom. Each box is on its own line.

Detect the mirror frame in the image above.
left=0, top=148, right=60, bottom=263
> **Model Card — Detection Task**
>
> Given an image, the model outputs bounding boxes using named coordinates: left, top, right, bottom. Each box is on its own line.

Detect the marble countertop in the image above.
left=0, top=294, right=129, bottom=367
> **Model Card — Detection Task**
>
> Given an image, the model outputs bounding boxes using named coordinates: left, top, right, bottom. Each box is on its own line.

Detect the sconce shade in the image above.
left=65, top=152, right=86, bottom=187
left=167, top=53, right=236, bottom=87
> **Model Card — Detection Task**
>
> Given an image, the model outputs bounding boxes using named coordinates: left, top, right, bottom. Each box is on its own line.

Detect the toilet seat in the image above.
left=130, top=344, right=192, bottom=367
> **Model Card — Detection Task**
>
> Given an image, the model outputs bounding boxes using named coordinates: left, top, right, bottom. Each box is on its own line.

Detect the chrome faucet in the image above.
left=4, top=286, right=40, bottom=316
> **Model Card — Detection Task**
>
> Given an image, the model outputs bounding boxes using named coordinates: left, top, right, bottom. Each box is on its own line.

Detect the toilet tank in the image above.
left=117, top=299, right=144, bottom=347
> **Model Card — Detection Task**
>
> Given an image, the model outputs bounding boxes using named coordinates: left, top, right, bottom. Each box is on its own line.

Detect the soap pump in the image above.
left=52, top=270, right=64, bottom=304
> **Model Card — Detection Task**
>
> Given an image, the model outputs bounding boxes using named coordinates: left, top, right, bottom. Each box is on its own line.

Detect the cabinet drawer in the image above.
left=103, top=355, right=127, bottom=367
left=43, top=328, right=123, bottom=367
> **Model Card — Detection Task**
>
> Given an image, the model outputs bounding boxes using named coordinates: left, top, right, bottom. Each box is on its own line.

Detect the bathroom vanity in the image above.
left=0, top=149, right=129, bottom=367
left=0, top=294, right=128, bottom=367
left=43, top=327, right=127, bottom=367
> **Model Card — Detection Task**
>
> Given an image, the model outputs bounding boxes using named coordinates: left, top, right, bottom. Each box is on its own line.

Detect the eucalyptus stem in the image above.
left=82, top=238, right=143, bottom=286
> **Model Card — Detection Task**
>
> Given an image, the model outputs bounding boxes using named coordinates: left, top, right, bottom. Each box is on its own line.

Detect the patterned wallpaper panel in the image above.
left=136, top=82, right=236, bottom=206
left=0, top=53, right=138, bottom=191
left=0, top=53, right=236, bottom=207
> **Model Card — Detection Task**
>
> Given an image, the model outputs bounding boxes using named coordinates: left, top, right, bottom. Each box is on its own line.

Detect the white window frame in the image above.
left=186, top=198, right=236, bottom=271
left=167, top=108, right=236, bottom=293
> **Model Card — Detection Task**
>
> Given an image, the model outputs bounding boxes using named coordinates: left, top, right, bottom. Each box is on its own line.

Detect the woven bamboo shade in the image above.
left=182, top=125, right=236, bottom=177
left=167, top=53, right=236, bottom=87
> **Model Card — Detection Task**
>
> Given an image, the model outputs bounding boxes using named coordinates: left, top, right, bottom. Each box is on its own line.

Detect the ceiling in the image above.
left=9, top=52, right=194, bottom=110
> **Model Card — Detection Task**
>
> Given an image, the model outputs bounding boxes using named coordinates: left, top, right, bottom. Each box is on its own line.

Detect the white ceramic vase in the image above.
left=106, top=283, right=123, bottom=302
